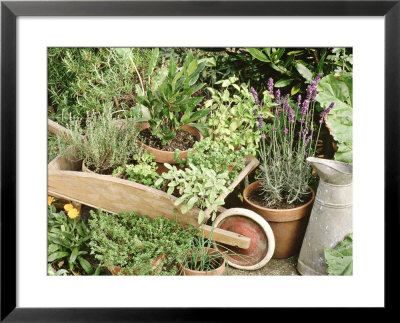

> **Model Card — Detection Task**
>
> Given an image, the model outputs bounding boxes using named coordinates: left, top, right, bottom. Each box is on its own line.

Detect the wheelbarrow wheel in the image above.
left=214, top=208, right=275, bottom=271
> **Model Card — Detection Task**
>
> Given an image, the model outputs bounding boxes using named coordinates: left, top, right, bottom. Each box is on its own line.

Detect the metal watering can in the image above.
left=297, top=157, right=352, bottom=275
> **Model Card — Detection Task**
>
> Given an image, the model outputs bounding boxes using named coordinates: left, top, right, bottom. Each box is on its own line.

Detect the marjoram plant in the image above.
left=256, top=75, right=335, bottom=207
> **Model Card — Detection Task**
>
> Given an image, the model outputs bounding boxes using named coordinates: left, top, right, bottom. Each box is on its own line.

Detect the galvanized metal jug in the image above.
left=297, top=157, right=352, bottom=275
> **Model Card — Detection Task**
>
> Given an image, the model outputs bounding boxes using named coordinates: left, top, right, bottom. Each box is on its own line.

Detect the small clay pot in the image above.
left=180, top=248, right=226, bottom=276
left=107, top=253, right=166, bottom=276
left=243, top=180, right=315, bottom=259
left=138, top=122, right=203, bottom=164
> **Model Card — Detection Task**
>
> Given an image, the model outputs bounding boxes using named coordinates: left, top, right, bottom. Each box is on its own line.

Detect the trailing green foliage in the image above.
left=88, top=209, right=198, bottom=275
left=324, top=233, right=353, bottom=275
left=57, top=106, right=143, bottom=174
left=48, top=133, right=59, bottom=163
left=47, top=204, right=94, bottom=275
left=204, top=77, right=273, bottom=155
left=112, top=153, right=161, bottom=188
left=48, top=48, right=153, bottom=125
left=317, top=73, right=353, bottom=164
left=136, top=50, right=210, bottom=144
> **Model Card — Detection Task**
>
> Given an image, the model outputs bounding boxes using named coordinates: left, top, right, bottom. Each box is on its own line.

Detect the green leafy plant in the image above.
left=112, top=153, right=161, bottom=188
left=156, top=163, right=232, bottom=224
left=57, top=105, right=142, bottom=174
left=135, top=50, right=210, bottom=144
left=204, top=77, right=274, bottom=155
left=88, top=209, right=198, bottom=275
left=324, top=233, right=353, bottom=275
left=326, top=48, right=353, bottom=77
left=47, top=203, right=94, bottom=275
left=316, top=73, right=353, bottom=164
left=186, top=137, right=246, bottom=183
left=48, top=48, right=153, bottom=125
left=247, top=48, right=352, bottom=95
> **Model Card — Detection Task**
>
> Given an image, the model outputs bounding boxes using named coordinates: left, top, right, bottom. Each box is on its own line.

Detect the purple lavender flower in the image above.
left=304, top=151, right=308, bottom=156
left=253, top=109, right=258, bottom=115
left=283, top=100, right=291, bottom=113
left=267, top=78, right=274, bottom=95
left=284, top=127, right=289, bottom=135
left=300, top=118, right=305, bottom=124
left=301, top=99, right=310, bottom=115
left=306, top=85, right=313, bottom=101
left=261, top=134, right=266, bottom=139
left=302, top=129, right=309, bottom=139
left=297, top=95, right=302, bottom=108
left=303, top=135, right=312, bottom=147
left=250, top=87, right=260, bottom=106
left=275, top=89, right=281, bottom=103
left=273, top=126, right=277, bottom=132
left=284, top=94, right=290, bottom=101
left=258, top=117, right=263, bottom=129
left=321, top=102, right=335, bottom=116
left=319, top=118, right=324, bottom=124
left=288, top=107, right=295, bottom=123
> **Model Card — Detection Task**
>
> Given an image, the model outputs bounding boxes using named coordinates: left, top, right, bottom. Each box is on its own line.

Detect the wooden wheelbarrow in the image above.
left=48, top=119, right=275, bottom=270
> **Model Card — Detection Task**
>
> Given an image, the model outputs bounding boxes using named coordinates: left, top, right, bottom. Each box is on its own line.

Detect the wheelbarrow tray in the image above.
left=47, top=120, right=259, bottom=248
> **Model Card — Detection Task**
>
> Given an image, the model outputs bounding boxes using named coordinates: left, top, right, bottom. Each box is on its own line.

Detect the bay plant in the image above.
left=256, top=75, right=336, bottom=207
left=135, top=50, right=211, bottom=145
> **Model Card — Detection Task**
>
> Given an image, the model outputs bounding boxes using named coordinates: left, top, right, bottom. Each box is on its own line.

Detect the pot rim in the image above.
left=137, top=122, right=203, bottom=155
left=243, top=180, right=315, bottom=214
left=180, top=247, right=226, bottom=275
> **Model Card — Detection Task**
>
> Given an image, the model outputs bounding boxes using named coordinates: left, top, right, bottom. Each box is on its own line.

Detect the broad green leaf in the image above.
left=247, top=48, right=270, bottom=62
left=69, top=247, right=79, bottom=264
left=274, top=78, right=294, bottom=88
left=77, top=256, right=94, bottom=275
left=48, top=251, right=69, bottom=262
left=48, top=244, right=59, bottom=253
left=317, top=73, right=353, bottom=164
left=291, top=83, right=301, bottom=95
left=324, top=233, right=353, bottom=275
left=294, top=62, right=312, bottom=82
left=183, top=109, right=211, bottom=124
left=181, top=204, right=189, bottom=214
left=147, top=48, right=159, bottom=77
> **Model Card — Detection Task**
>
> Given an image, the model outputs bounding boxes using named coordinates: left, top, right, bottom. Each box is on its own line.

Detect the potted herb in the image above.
left=57, top=105, right=142, bottom=174
left=204, top=77, right=273, bottom=156
left=135, top=51, right=210, bottom=164
left=88, top=209, right=198, bottom=275
left=180, top=234, right=226, bottom=276
left=243, top=76, right=335, bottom=258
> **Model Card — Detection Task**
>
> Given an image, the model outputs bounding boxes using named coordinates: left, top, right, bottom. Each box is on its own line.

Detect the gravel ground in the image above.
left=224, top=254, right=300, bottom=276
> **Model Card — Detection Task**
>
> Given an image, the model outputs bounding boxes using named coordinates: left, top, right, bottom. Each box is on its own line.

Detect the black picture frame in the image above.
left=1, top=0, right=397, bottom=320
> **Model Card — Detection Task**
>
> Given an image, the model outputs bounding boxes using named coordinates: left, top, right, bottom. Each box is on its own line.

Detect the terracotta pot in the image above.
left=107, top=253, right=166, bottom=276
left=138, top=122, right=203, bottom=164
left=243, top=180, right=315, bottom=259
left=180, top=248, right=226, bottom=276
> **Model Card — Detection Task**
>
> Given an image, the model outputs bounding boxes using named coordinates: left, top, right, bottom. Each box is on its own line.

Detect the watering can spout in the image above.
left=306, top=157, right=352, bottom=185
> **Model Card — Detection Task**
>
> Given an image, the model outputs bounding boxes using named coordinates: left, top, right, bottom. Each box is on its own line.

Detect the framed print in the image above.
left=1, top=0, right=398, bottom=320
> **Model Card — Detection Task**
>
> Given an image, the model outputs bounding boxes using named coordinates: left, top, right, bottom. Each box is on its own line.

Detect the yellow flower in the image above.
left=67, top=208, right=79, bottom=219
left=48, top=196, right=55, bottom=206
left=64, top=204, right=74, bottom=212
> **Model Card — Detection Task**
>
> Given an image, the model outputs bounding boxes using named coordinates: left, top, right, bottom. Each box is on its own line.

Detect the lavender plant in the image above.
left=256, top=75, right=335, bottom=207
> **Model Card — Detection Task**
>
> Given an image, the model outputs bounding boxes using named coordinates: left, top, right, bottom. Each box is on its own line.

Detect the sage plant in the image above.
left=254, top=75, right=335, bottom=207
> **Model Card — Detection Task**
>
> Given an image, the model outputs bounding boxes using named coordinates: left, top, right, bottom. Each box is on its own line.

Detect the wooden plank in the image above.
left=48, top=118, right=71, bottom=137
left=48, top=170, right=201, bottom=227
left=200, top=224, right=251, bottom=249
